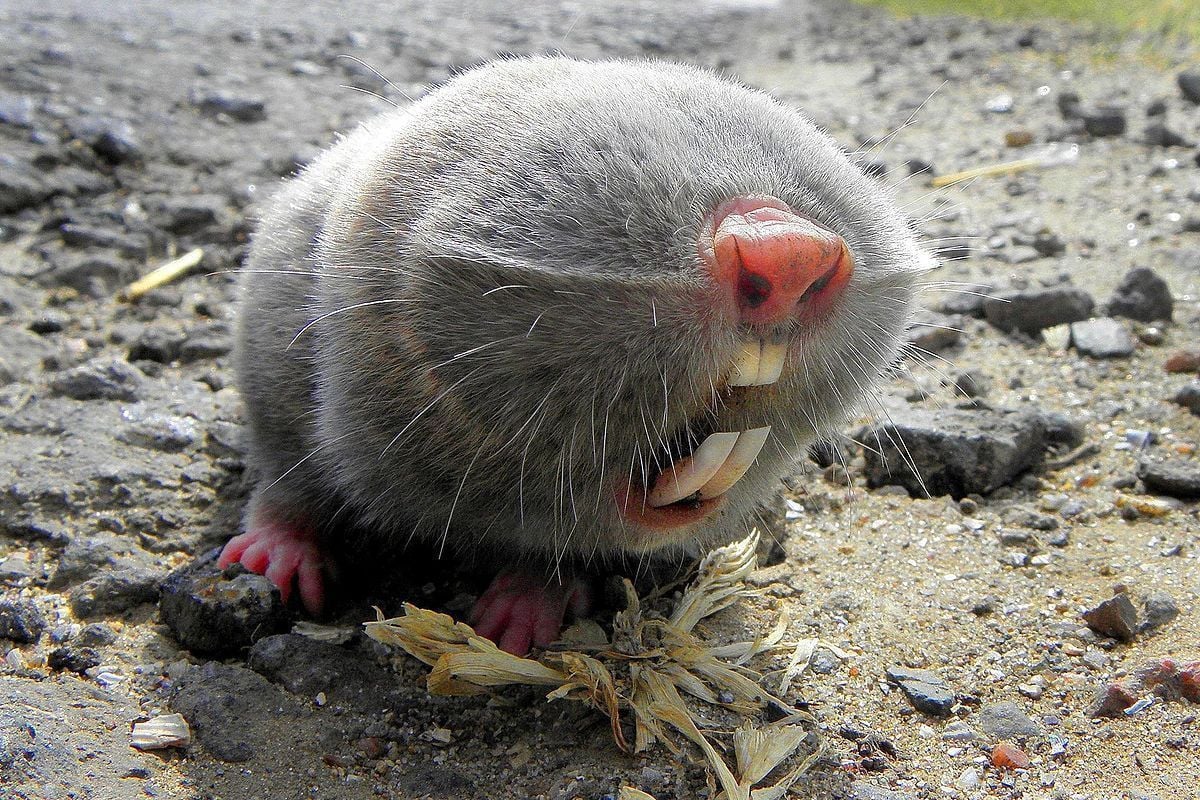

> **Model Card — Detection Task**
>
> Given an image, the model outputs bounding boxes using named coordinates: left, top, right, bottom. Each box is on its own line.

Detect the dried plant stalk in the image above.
left=365, top=531, right=825, bottom=795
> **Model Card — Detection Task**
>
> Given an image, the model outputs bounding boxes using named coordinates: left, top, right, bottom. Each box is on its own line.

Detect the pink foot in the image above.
left=218, top=516, right=326, bottom=615
left=468, top=572, right=591, bottom=656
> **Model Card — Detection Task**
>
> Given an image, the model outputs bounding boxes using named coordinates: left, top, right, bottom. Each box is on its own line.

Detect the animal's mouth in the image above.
left=615, top=336, right=782, bottom=531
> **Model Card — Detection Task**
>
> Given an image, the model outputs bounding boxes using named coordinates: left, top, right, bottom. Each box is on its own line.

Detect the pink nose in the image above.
left=705, top=197, right=853, bottom=326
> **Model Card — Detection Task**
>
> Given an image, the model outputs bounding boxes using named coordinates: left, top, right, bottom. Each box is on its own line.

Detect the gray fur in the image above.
left=236, top=56, right=921, bottom=571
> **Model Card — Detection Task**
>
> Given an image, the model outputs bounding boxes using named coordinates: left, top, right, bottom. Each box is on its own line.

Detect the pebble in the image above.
left=52, top=254, right=127, bottom=295
left=1178, top=68, right=1200, bottom=104
left=1056, top=91, right=1082, bottom=119
left=941, top=720, right=977, bottom=741
left=0, top=162, right=55, bottom=213
left=117, top=406, right=199, bottom=452
left=1081, top=593, right=1138, bottom=641
left=159, top=560, right=290, bottom=657
left=128, top=326, right=186, bottom=363
left=1141, top=592, right=1180, bottom=632
left=66, top=115, right=141, bottom=164
left=1143, top=122, right=1194, bottom=148
left=885, top=665, right=955, bottom=717
left=1137, top=457, right=1200, bottom=499
left=983, top=285, right=1094, bottom=335
left=156, top=195, right=223, bottom=235
left=49, top=358, right=144, bottom=402
left=1069, top=318, right=1136, bottom=359
left=48, top=644, right=101, bottom=673
left=990, top=740, right=1031, bottom=770
left=1106, top=267, right=1173, bottom=322
left=905, top=309, right=963, bottom=353
left=68, top=565, right=162, bottom=616
left=862, top=407, right=1047, bottom=498
left=192, top=90, right=267, bottom=122
left=978, top=701, right=1041, bottom=740
left=1082, top=106, right=1127, bottom=137
left=0, top=599, right=47, bottom=643
left=1172, top=382, right=1200, bottom=415
left=1164, top=349, right=1200, bottom=373
left=0, top=93, right=35, bottom=127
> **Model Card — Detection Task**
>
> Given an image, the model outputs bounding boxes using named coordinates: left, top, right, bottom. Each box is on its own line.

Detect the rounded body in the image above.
left=235, top=57, right=921, bottom=573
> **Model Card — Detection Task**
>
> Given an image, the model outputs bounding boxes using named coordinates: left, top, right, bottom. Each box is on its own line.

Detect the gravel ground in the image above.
left=1, top=1, right=1198, bottom=799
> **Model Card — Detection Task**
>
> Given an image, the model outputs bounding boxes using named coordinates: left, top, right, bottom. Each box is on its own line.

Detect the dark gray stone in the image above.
left=127, top=326, right=186, bottom=363
left=51, top=253, right=126, bottom=295
left=983, top=285, right=1094, bottom=335
left=1082, top=106, right=1127, bottom=137
left=885, top=666, right=955, bottom=716
left=938, top=282, right=992, bottom=317
left=170, top=662, right=308, bottom=763
left=0, top=163, right=53, bottom=213
left=1081, top=593, right=1138, bottom=641
left=1107, top=267, right=1173, bottom=322
left=1142, top=591, right=1180, bottom=631
left=1178, top=68, right=1200, bottom=104
left=67, top=116, right=141, bottom=164
left=1056, top=91, right=1082, bottom=119
left=0, top=600, right=46, bottom=643
left=49, top=358, right=144, bottom=402
left=977, top=701, right=1041, bottom=740
left=1138, top=458, right=1200, bottom=499
left=1172, top=382, right=1200, bottom=415
left=192, top=91, right=266, bottom=122
left=862, top=407, right=1046, bottom=498
left=68, top=565, right=163, bottom=616
left=156, top=194, right=223, bottom=235
left=1144, top=122, right=1194, bottom=148
left=159, top=560, right=290, bottom=657
left=47, top=645, right=101, bottom=673
left=905, top=310, right=963, bottom=353
left=59, top=223, right=148, bottom=256
left=1070, top=318, right=1136, bottom=359
left=116, top=407, right=199, bottom=452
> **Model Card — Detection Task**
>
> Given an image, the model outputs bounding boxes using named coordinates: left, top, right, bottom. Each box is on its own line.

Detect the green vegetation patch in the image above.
left=856, top=0, right=1200, bottom=42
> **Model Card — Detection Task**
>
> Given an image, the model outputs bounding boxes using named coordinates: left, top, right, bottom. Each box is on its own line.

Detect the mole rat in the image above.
left=219, top=56, right=922, bottom=655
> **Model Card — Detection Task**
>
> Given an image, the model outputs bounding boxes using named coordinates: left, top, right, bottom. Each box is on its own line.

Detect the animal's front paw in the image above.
left=218, top=514, right=326, bottom=615
left=469, top=571, right=591, bottom=656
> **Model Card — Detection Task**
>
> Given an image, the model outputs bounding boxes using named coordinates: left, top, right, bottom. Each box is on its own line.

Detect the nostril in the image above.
left=737, top=268, right=772, bottom=309
left=704, top=196, right=854, bottom=326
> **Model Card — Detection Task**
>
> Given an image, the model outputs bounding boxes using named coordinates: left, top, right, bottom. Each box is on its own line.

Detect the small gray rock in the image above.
left=983, top=285, right=1094, bottom=335
left=1178, top=68, right=1200, bottom=104
left=978, top=701, right=1041, bottom=740
left=67, top=116, right=140, bottom=164
left=68, top=565, right=162, bottom=616
left=885, top=666, right=955, bottom=717
left=1082, top=106, right=1127, bottom=137
left=1070, top=318, right=1136, bottom=359
left=192, top=91, right=266, bottom=122
left=1172, top=382, right=1200, bottom=415
left=1138, top=458, right=1200, bottom=499
left=49, top=358, right=144, bottom=402
left=1141, top=591, right=1180, bottom=631
left=0, top=599, right=47, bottom=643
left=862, top=407, right=1046, bottom=498
left=1107, top=267, right=1173, bottom=322
left=159, top=560, right=290, bottom=657
left=906, top=309, right=963, bottom=353
left=0, top=163, right=54, bottom=213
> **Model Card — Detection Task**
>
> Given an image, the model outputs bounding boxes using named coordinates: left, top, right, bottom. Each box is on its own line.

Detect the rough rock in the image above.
left=1137, top=458, right=1200, bottom=499
left=159, top=561, right=290, bottom=657
left=1106, top=267, right=1174, bottom=322
left=1142, top=591, right=1180, bottom=631
left=862, top=407, right=1046, bottom=498
left=977, top=701, right=1041, bottom=740
left=885, top=666, right=955, bottom=716
left=1081, top=593, right=1138, bottom=641
left=49, top=358, right=144, bottom=402
left=1081, top=105, right=1127, bottom=137
left=1172, top=382, right=1200, bottom=415
left=983, top=285, right=1095, bottom=335
left=0, top=599, right=46, bottom=643
left=1070, top=318, right=1136, bottom=358
left=1178, top=68, right=1200, bottom=103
